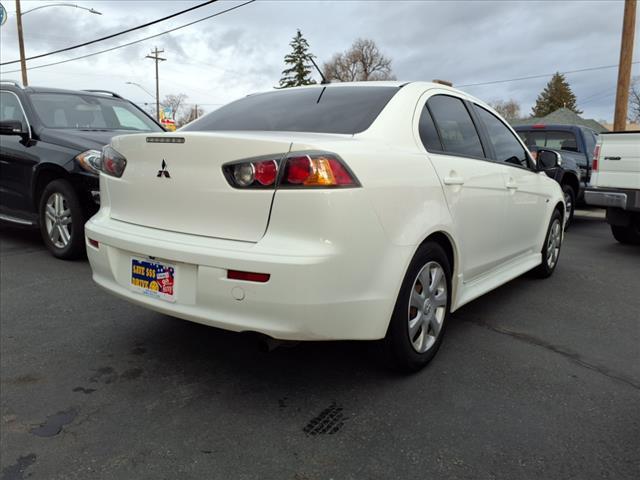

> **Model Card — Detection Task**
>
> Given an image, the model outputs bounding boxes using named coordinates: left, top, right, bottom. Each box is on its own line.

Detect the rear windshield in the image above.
left=182, top=86, right=399, bottom=134
left=517, top=130, right=579, bottom=152
left=30, top=93, right=161, bottom=132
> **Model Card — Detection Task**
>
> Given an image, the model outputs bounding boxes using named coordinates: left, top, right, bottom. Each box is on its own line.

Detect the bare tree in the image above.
left=160, top=93, right=189, bottom=121
left=323, top=38, right=395, bottom=82
left=629, top=76, right=640, bottom=123
left=489, top=99, right=522, bottom=121
left=177, top=105, right=205, bottom=128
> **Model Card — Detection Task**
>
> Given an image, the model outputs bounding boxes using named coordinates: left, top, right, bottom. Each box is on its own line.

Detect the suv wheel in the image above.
left=384, top=241, right=451, bottom=372
left=561, top=184, right=575, bottom=229
left=39, top=179, right=86, bottom=259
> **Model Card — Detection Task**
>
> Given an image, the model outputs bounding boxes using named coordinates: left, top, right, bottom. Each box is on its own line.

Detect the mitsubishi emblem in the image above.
left=157, top=159, right=171, bottom=178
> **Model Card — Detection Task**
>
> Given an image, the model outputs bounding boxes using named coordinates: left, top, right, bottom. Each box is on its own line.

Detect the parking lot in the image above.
left=1, top=212, right=638, bottom=480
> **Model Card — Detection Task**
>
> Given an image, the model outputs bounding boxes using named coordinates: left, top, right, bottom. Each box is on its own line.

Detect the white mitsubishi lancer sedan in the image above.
left=85, top=81, right=564, bottom=371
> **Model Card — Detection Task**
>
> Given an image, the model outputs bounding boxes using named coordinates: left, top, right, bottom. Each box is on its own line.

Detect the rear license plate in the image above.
left=131, top=257, right=176, bottom=302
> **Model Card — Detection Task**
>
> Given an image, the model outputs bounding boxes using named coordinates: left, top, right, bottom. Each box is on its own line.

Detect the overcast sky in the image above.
left=0, top=0, right=637, bottom=122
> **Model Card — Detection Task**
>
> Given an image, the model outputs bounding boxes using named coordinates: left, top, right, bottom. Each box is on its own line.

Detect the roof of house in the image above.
left=511, top=107, right=609, bottom=133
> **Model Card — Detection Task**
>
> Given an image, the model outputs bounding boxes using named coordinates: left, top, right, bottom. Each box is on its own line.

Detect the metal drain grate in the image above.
left=303, top=402, right=345, bottom=436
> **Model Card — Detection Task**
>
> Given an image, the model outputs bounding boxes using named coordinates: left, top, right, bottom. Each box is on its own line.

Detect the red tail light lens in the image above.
left=254, top=160, right=278, bottom=185
left=592, top=144, right=600, bottom=171
left=281, top=154, right=358, bottom=187
left=223, top=152, right=359, bottom=189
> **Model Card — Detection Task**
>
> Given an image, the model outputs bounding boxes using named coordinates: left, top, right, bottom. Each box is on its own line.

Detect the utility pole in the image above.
left=146, top=47, right=166, bottom=122
left=15, top=0, right=28, bottom=86
left=613, top=0, right=637, bottom=131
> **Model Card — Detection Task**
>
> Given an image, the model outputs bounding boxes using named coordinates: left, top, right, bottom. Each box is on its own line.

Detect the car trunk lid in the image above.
left=106, top=132, right=293, bottom=242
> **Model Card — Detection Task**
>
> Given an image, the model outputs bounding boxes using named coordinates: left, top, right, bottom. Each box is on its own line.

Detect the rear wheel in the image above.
left=384, top=242, right=451, bottom=372
left=561, top=184, right=575, bottom=229
left=532, top=208, right=563, bottom=278
left=611, top=221, right=640, bottom=245
left=39, top=179, right=86, bottom=259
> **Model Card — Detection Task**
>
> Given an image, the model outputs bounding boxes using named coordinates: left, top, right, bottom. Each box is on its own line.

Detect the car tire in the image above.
left=611, top=222, right=640, bottom=245
left=39, top=179, right=86, bottom=259
left=561, top=184, right=575, bottom=229
left=532, top=208, right=563, bottom=278
left=384, top=241, right=451, bottom=372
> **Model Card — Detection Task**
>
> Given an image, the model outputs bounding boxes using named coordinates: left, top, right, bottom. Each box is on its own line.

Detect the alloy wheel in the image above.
left=407, top=261, right=447, bottom=353
left=45, top=192, right=72, bottom=249
left=546, top=218, right=562, bottom=269
left=564, top=191, right=573, bottom=221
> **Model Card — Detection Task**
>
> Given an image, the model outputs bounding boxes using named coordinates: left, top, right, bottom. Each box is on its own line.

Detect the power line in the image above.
left=0, top=0, right=256, bottom=74
left=0, top=1, right=219, bottom=66
left=458, top=62, right=640, bottom=88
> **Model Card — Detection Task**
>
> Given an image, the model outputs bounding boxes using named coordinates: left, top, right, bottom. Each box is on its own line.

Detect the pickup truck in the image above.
left=515, top=124, right=599, bottom=225
left=584, top=131, right=640, bottom=244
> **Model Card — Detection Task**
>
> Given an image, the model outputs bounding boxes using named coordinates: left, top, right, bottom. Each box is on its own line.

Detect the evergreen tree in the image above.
left=531, top=72, right=582, bottom=117
left=279, top=30, right=316, bottom=88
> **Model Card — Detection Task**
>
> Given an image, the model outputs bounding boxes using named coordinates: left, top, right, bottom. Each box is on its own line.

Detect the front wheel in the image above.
left=561, top=184, right=575, bottom=230
left=39, top=179, right=87, bottom=259
left=384, top=242, right=451, bottom=372
left=532, top=209, right=563, bottom=278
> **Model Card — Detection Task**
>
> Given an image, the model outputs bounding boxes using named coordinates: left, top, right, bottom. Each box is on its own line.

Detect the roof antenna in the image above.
left=310, top=57, right=329, bottom=84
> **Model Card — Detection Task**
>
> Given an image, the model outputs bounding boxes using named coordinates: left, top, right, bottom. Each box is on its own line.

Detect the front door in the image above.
left=0, top=90, right=36, bottom=213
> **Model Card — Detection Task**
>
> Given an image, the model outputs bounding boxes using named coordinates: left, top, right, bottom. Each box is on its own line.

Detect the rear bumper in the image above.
left=585, top=187, right=640, bottom=212
left=85, top=211, right=411, bottom=341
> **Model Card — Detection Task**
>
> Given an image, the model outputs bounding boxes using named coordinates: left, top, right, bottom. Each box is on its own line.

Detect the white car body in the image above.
left=86, top=81, right=564, bottom=342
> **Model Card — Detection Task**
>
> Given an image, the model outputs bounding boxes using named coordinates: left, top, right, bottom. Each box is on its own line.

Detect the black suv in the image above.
left=0, top=82, right=163, bottom=258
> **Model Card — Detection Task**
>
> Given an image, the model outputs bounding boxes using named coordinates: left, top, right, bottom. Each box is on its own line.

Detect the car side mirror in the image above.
left=537, top=149, right=561, bottom=170
left=0, top=120, right=28, bottom=137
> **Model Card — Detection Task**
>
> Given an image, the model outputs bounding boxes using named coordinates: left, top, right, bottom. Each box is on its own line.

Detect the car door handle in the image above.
left=443, top=176, right=464, bottom=186
left=604, top=156, right=621, bottom=161
left=505, top=179, right=518, bottom=190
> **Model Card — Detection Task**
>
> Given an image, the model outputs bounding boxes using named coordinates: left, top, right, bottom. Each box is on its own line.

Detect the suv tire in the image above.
left=39, top=179, right=86, bottom=259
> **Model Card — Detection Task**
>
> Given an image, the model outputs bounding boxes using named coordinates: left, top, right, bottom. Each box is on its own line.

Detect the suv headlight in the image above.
left=75, top=149, right=102, bottom=174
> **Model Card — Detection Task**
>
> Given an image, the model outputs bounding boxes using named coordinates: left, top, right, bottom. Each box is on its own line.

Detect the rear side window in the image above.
left=475, top=106, right=529, bottom=167
left=583, top=129, right=598, bottom=159
left=427, top=95, right=484, bottom=158
left=0, top=91, right=28, bottom=128
left=182, top=86, right=399, bottom=134
left=546, top=131, right=578, bottom=152
left=418, top=105, right=443, bottom=151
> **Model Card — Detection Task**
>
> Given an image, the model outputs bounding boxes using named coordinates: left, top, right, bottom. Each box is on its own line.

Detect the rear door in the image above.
left=473, top=104, right=548, bottom=257
left=418, top=93, right=510, bottom=282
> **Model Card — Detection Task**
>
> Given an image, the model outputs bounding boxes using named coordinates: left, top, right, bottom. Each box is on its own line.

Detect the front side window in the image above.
left=475, top=106, right=529, bottom=167
left=0, top=91, right=27, bottom=128
left=426, top=95, right=484, bottom=158
left=29, top=93, right=161, bottom=131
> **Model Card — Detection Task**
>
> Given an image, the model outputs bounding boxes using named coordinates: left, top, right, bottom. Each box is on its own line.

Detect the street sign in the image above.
left=0, top=3, right=7, bottom=26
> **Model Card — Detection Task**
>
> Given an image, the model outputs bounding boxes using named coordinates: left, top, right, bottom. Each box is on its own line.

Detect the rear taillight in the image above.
left=101, top=146, right=127, bottom=178
left=592, top=144, right=600, bottom=171
left=223, top=152, right=359, bottom=189
left=281, top=154, right=357, bottom=187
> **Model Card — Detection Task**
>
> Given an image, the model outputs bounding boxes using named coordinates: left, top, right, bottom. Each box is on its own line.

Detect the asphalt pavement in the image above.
left=1, top=213, right=638, bottom=480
